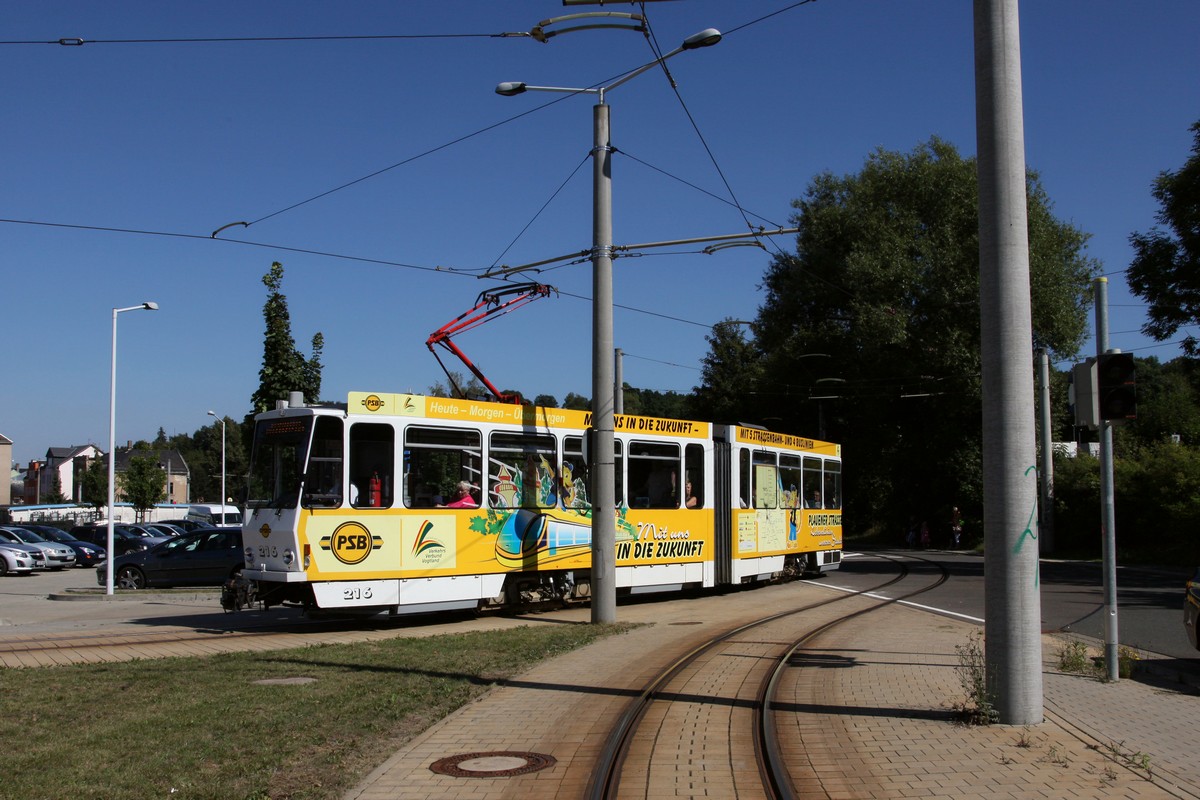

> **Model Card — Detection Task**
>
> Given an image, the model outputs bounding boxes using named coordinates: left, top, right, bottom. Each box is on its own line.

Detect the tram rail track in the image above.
left=588, top=552, right=951, bottom=800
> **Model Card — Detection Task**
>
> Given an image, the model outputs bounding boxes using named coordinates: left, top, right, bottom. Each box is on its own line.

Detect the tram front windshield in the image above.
left=248, top=417, right=312, bottom=510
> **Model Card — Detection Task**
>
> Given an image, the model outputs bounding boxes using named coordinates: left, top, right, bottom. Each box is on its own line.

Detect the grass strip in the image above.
left=0, top=622, right=633, bottom=800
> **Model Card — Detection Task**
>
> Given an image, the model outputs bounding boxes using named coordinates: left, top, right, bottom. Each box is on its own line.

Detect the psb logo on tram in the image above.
left=361, top=394, right=385, bottom=412
left=320, top=522, right=383, bottom=565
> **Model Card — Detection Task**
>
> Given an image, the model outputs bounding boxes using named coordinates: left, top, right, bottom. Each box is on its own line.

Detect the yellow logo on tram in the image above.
left=362, top=394, right=385, bottom=412
left=321, top=522, right=382, bottom=565
left=259, top=524, right=271, bottom=538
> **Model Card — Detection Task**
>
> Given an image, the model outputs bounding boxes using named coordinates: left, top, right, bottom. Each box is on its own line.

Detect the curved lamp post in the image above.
left=497, top=26, right=721, bottom=623
left=107, top=301, right=158, bottom=595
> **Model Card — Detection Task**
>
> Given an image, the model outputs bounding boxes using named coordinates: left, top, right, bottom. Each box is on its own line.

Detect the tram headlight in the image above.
left=283, top=548, right=295, bottom=566
left=244, top=547, right=253, bottom=566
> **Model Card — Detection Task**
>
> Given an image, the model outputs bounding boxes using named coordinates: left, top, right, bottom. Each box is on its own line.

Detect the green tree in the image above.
left=428, top=371, right=488, bottom=399
left=80, top=458, right=108, bottom=513
left=46, top=475, right=67, bottom=504
left=750, top=138, right=1096, bottom=532
left=688, top=319, right=765, bottom=424
left=533, top=394, right=559, bottom=408
left=251, top=262, right=324, bottom=413
left=1127, top=121, right=1200, bottom=354
left=119, top=456, right=166, bottom=514
left=562, top=392, right=590, bottom=411
left=189, top=417, right=249, bottom=504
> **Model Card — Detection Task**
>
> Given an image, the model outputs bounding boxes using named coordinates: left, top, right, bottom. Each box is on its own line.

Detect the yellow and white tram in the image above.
left=242, top=391, right=842, bottom=614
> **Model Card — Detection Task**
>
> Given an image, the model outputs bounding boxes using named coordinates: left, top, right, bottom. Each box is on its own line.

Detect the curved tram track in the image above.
left=588, top=552, right=951, bottom=800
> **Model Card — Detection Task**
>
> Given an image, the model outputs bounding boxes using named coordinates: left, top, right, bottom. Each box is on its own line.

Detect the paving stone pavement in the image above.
left=4, top=569, right=1197, bottom=799
left=341, top=582, right=1200, bottom=800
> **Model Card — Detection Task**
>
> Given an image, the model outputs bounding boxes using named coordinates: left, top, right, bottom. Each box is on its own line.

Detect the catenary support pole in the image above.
left=591, top=100, right=617, bottom=624
left=975, top=0, right=1043, bottom=724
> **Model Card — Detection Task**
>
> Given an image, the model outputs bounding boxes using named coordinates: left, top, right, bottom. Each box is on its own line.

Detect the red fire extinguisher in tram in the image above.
left=369, top=472, right=382, bottom=507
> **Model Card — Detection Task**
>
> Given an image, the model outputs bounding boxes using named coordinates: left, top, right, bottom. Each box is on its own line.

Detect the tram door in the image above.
left=713, top=440, right=733, bottom=584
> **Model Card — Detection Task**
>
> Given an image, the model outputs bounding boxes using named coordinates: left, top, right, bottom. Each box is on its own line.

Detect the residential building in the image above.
left=113, top=448, right=191, bottom=506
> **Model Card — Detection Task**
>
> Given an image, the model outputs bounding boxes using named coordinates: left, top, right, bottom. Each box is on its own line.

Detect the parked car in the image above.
left=0, top=541, right=46, bottom=575
left=1186, top=567, right=1200, bottom=651
left=96, top=527, right=247, bottom=589
left=156, top=519, right=209, bottom=532
left=10, top=524, right=105, bottom=567
left=0, top=526, right=76, bottom=570
left=142, top=523, right=187, bottom=538
left=70, top=525, right=168, bottom=556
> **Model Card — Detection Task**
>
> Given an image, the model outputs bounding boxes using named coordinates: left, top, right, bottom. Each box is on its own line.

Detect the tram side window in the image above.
left=302, top=416, right=345, bottom=508
left=629, top=442, right=680, bottom=509
left=823, top=461, right=842, bottom=509
left=684, top=443, right=704, bottom=509
left=490, top=432, right=557, bottom=508
left=562, top=436, right=624, bottom=508
left=404, top=426, right=482, bottom=508
left=349, top=422, right=394, bottom=508
left=562, top=437, right=590, bottom=509
left=780, top=454, right=803, bottom=509
left=738, top=448, right=751, bottom=509
left=803, top=457, right=824, bottom=508
left=753, top=451, right=778, bottom=509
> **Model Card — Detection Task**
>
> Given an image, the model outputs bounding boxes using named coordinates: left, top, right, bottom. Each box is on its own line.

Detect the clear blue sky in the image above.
left=3, top=1, right=1197, bottom=467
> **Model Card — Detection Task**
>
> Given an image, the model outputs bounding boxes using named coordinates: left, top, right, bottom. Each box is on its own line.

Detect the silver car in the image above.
left=0, top=526, right=76, bottom=570
left=0, top=540, right=47, bottom=575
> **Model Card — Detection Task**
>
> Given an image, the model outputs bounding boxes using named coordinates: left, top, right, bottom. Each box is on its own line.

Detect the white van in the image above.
left=185, top=504, right=243, bottom=528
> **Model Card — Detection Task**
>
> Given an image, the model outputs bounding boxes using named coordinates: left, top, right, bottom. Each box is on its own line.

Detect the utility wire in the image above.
left=490, top=152, right=591, bottom=270
left=0, top=216, right=720, bottom=328
left=242, top=94, right=577, bottom=228
left=639, top=15, right=765, bottom=252
left=723, top=0, right=820, bottom=38
left=615, top=148, right=784, bottom=228
left=2, top=32, right=528, bottom=46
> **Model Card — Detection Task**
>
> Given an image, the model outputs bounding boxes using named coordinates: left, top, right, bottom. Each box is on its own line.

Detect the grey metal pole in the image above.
left=1038, top=349, right=1055, bottom=555
left=1095, top=277, right=1120, bottom=680
left=614, top=348, right=624, bottom=416
left=591, top=99, right=617, bottom=624
left=106, top=308, right=119, bottom=596
left=975, top=0, right=1043, bottom=724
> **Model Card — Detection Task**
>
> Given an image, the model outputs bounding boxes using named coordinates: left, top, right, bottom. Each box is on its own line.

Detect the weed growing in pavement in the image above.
left=953, top=630, right=999, bottom=725
left=1056, top=638, right=1092, bottom=674
left=1014, top=726, right=1034, bottom=748
left=1091, top=741, right=1154, bottom=779
left=1040, top=745, right=1070, bottom=767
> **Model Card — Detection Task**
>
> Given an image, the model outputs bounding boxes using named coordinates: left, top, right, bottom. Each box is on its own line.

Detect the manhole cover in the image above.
left=429, top=751, right=556, bottom=778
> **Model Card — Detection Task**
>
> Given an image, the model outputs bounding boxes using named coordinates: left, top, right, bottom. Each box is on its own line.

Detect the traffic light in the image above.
left=1097, top=352, right=1136, bottom=422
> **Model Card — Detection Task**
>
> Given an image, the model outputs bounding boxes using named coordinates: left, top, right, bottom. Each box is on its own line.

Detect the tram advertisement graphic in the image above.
left=320, top=522, right=383, bottom=566
left=403, top=517, right=456, bottom=569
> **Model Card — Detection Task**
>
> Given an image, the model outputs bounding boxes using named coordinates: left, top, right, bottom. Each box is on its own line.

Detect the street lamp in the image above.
left=497, top=25, right=721, bottom=624
left=207, top=411, right=226, bottom=518
left=107, top=301, right=158, bottom=595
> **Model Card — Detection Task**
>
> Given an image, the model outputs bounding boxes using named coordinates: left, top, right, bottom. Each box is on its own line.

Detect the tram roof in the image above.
left=271, top=391, right=838, bottom=455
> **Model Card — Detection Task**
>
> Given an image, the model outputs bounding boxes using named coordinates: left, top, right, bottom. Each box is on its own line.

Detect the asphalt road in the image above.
left=830, top=548, right=1199, bottom=667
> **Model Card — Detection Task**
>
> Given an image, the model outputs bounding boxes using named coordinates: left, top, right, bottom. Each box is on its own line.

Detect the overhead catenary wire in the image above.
left=489, top=151, right=592, bottom=270
left=1, top=32, right=530, bottom=46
